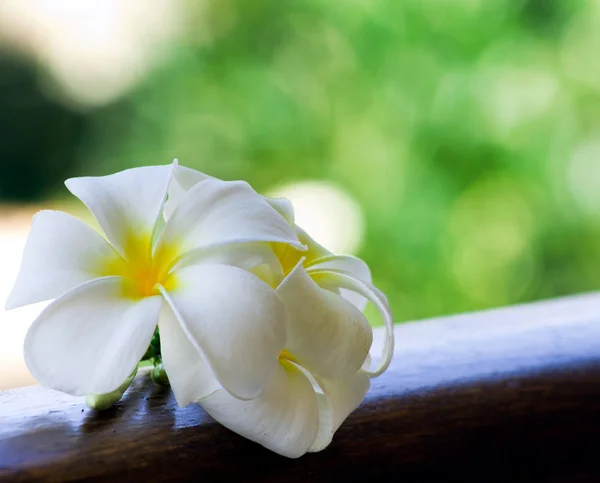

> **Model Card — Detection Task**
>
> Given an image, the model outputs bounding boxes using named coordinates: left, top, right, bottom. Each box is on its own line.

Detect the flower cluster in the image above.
left=6, top=161, right=394, bottom=458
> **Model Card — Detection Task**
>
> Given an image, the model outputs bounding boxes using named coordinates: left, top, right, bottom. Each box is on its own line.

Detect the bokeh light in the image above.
left=0, top=0, right=183, bottom=107
left=269, top=181, right=365, bottom=254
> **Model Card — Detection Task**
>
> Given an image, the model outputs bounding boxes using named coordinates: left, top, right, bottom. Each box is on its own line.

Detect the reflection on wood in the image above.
left=1, top=293, right=600, bottom=482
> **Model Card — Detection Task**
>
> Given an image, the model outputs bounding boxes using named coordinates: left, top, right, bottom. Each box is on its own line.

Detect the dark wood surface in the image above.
left=1, top=293, right=600, bottom=482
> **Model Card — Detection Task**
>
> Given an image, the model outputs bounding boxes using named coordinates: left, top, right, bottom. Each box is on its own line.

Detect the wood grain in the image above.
left=1, top=293, right=600, bottom=482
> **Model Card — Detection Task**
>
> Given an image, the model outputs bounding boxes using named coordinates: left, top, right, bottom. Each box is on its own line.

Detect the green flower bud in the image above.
left=85, top=368, right=137, bottom=411
left=151, top=361, right=170, bottom=386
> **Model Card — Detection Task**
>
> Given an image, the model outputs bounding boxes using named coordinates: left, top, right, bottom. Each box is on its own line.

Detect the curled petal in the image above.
left=272, top=224, right=331, bottom=278
left=158, top=303, right=220, bottom=407
left=163, top=160, right=213, bottom=221
left=160, top=263, right=287, bottom=400
left=306, top=254, right=371, bottom=283
left=295, top=225, right=330, bottom=261
left=309, top=371, right=371, bottom=452
left=156, top=178, right=304, bottom=260
left=24, top=277, right=161, bottom=396
left=199, top=361, right=319, bottom=458
left=6, top=210, right=120, bottom=309
left=307, top=254, right=372, bottom=312
left=265, top=197, right=295, bottom=226
left=65, top=165, right=173, bottom=258
left=276, top=262, right=373, bottom=379
left=312, top=270, right=394, bottom=378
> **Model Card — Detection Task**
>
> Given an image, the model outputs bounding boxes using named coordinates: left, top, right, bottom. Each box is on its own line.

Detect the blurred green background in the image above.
left=1, top=0, right=600, bottom=324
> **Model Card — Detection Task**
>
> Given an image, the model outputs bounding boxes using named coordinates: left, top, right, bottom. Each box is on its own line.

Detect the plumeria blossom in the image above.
left=165, top=162, right=395, bottom=457
left=6, top=163, right=305, bottom=405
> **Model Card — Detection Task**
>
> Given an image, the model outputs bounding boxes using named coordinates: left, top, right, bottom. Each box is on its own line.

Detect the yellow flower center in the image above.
left=279, top=349, right=297, bottom=363
left=271, top=242, right=304, bottom=277
left=278, top=349, right=299, bottom=373
left=270, top=226, right=329, bottom=276
left=98, top=232, right=180, bottom=299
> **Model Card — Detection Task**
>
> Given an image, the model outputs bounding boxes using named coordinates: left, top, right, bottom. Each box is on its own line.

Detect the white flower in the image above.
left=165, top=162, right=395, bottom=457
left=6, top=163, right=304, bottom=405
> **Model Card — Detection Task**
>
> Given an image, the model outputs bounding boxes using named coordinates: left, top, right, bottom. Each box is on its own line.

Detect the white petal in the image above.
left=265, top=196, right=295, bottom=226
left=65, top=165, right=172, bottom=258
left=6, top=210, right=120, bottom=309
left=174, top=242, right=284, bottom=288
left=24, top=277, right=162, bottom=396
left=199, top=361, right=319, bottom=458
left=306, top=254, right=372, bottom=312
left=276, top=263, right=373, bottom=379
left=158, top=303, right=220, bottom=407
left=163, top=160, right=213, bottom=221
left=163, top=161, right=296, bottom=228
left=306, top=254, right=371, bottom=283
left=160, top=263, right=287, bottom=400
left=362, top=353, right=372, bottom=371
left=313, top=270, right=394, bottom=378
left=271, top=224, right=330, bottom=280
left=338, top=289, right=369, bottom=314
left=295, top=225, right=330, bottom=260
left=156, top=178, right=304, bottom=258
left=309, top=371, right=370, bottom=452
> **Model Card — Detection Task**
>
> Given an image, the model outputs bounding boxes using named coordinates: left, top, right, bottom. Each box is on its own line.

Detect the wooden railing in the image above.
left=1, top=293, right=600, bottom=482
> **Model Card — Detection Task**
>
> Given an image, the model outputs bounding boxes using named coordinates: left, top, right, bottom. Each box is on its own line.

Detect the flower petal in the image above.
left=265, top=196, right=295, bottom=226
left=307, top=254, right=372, bottom=312
left=24, top=277, right=162, bottom=396
left=161, top=263, right=287, bottom=400
left=163, top=161, right=296, bottom=227
left=272, top=224, right=331, bottom=277
left=276, top=262, right=373, bottom=379
left=163, top=160, right=213, bottom=221
left=309, top=371, right=370, bottom=452
left=157, top=178, right=304, bottom=259
left=6, top=210, right=120, bottom=309
left=173, top=242, right=284, bottom=288
left=158, top=303, right=220, bottom=407
left=199, top=360, right=319, bottom=458
left=306, top=254, right=371, bottom=282
left=295, top=225, right=330, bottom=261
left=65, top=165, right=173, bottom=258
left=312, top=270, right=394, bottom=378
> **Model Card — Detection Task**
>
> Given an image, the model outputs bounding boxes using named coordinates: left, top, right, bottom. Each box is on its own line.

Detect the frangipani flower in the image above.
left=273, top=227, right=394, bottom=378
left=6, top=163, right=304, bottom=404
left=165, top=162, right=395, bottom=457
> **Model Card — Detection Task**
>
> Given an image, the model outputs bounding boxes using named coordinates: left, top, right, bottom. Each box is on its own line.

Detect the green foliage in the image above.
left=3, top=0, right=600, bottom=322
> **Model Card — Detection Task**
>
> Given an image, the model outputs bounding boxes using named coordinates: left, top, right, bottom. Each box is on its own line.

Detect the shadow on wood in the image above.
left=1, top=293, right=600, bottom=482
